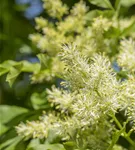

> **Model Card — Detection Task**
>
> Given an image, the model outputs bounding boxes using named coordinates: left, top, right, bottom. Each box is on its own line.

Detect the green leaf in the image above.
left=0, top=105, right=28, bottom=124
left=104, top=27, right=121, bottom=38
left=85, top=10, right=114, bottom=21
left=40, top=144, right=66, bottom=150
left=0, top=60, right=40, bottom=86
left=121, top=0, right=135, bottom=7
left=6, top=62, right=23, bottom=87
left=26, top=139, right=40, bottom=150
left=115, top=0, right=121, bottom=9
left=0, top=60, right=17, bottom=68
left=37, top=54, right=52, bottom=70
left=63, top=141, right=76, bottom=147
left=0, top=60, right=16, bottom=76
left=0, top=67, right=8, bottom=76
left=21, top=61, right=40, bottom=73
left=37, top=53, right=47, bottom=70
left=26, top=139, right=66, bottom=150
left=15, top=140, right=28, bottom=150
left=30, top=92, right=48, bottom=110
left=45, top=129, right=61, bottom=144
left=120, top=21, right=135, bottom=37
left=0, top=137, right=22, bottom=150
left=114, top=0, right=121, bottom=17
left=88, top=0, right=114, bottom=10
left=0, top=123, right=8, bottom=136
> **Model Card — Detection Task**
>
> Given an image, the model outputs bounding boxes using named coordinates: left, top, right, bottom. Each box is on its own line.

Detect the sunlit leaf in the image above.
left=22, top=61, right=40, bottom=73
left=30, top=92, right=48, bottom=110
left=85, top=10, right=114, bottom=21
left=37, top=54, right=52, bottom=70
left=0, top=137, right=22, bottom=150
left=115, top=0, right=121, bottom=9
left=0, top=105, right=28, bottom=124
left=121, top=0, right=135, bottom=7
left=0, top=123, right=8, bottom=136
left=26, top=139, right=66, bottom=150
left=0, top=60, right=40, bottom=86
left=88, top=0, right=114, bottom=10
left=0, top=60, right=16, bottom=76
left=120, top=21, right=135, bottom=36
left=6, top=63, right=22, bottom=87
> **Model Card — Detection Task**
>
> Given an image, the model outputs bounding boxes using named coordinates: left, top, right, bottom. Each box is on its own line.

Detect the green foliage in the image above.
left=88, top=0, right=114, bottom=10
left=0, top=60, right=40, bottom=86
left=0, top=0, right=135, bottom=150
left=0, top=105, right=28, bottom=136
left=26, top=139, right=66, bottom=150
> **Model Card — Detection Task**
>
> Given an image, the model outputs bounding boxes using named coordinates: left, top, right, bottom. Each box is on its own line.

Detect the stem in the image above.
left=124, top=135, right=135, bottom=147
left=111, top=114, right=122, bottom=129
left=110, top=114, right=135, bottom=148
left=127, top=129, right=133, bottom=137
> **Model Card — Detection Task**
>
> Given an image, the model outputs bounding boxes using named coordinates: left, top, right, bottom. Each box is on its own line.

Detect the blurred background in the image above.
left=0, top=0, right=86, bottom=108
left=0, top=0, right=43, bottom=107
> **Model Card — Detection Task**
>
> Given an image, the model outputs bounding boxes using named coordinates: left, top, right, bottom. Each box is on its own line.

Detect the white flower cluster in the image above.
left=17, top=46, right=120, bottom=144
left=16, top=113, right=56, bottom=139
left=92, top=16, right=112, bottom=32
left=43, top=0, right=68, bottom=19
left=118, top=38, right=135, bottom=72
left=118, top=75, right=135, bottom=129
left=46, top=86, right=73, bottom=113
